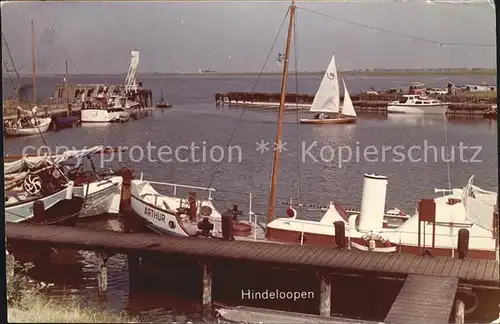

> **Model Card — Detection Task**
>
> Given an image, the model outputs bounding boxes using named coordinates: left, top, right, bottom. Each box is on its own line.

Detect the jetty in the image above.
left=6, top=221, right=499, bottom=323
left=215, top=92, right=496, bottom=117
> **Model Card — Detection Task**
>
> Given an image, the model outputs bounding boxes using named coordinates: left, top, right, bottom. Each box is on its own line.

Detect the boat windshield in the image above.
left=399, top=97, right=408, bottom=104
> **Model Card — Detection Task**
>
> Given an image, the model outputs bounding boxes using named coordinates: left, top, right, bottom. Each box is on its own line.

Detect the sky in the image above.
left=1, top=0, right=497, bottom=75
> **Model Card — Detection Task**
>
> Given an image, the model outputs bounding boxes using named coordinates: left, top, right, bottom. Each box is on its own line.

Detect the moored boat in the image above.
left=130, top=175, right=260, bottom=238
left=387, top=94, right=450, bottom=115
left=4, top=115, right=52, bottom=136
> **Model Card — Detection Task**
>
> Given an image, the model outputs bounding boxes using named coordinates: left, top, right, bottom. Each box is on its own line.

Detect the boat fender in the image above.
left=457, top=228, right=470, bottom=259
left=456, top=289, right=479, bottom=315
left=286, top=207, right=297, bottom=218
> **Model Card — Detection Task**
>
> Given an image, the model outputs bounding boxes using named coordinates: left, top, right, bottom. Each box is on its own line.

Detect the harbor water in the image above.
left=3, top=74, right=498, bottom=322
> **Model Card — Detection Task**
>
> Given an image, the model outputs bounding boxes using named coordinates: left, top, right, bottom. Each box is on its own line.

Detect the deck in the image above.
left=5, top=223, right=500, bottom=287
left=384, top=274, right=459, bottom=324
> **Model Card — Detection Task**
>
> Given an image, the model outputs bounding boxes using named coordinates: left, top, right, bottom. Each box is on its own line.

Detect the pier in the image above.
left=214, top=92, right=496, bottom=117
left=6, top=222, right=499, bottom=322
left=3, top=83, right=153, bottom=121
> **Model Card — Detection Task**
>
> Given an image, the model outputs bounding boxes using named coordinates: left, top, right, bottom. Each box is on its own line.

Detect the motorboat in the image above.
left=387, top=94, right=450, bottom=115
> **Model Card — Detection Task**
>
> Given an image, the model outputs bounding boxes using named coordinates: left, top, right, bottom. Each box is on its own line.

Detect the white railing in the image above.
left=140, top=172, right=216, bottom=200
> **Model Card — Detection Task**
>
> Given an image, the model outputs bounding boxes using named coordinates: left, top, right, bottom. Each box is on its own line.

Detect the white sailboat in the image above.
left=300, top=54, right=357, bottom=124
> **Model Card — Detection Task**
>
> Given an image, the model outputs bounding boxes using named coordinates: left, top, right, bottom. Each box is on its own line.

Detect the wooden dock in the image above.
left=215, top=92, right=496, bottom=117
left=216, top=306, right=376, bottom=323
left=6, top=222, right=499, bottom=286
left=6, top=222, right=499, bottom=321
left=3, top=83, right=154, bottom=121
left=384, top=274, right=458, bottom=324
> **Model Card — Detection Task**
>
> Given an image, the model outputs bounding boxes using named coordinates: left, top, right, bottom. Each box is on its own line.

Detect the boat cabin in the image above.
left=397, top=95, right=441, bottom=105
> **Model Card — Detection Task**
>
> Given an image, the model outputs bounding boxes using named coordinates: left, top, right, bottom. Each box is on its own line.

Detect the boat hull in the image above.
left=6, top=189, right=84, bottom=225
left=156, top=103, right=172, bottom=108
left=265, top=225, right=496, bottom=260
left=81, top=109, right=129, bottom=123
left=299, top=117, right=357, bottom=124
left=5, top=117, right=52, bottom=136
left=131, top=194, right=190, bottom=237
left=387, top=104, right=448, bottom=115
left=73, top=179, right=122, bottom=218
left=5, top=187, right=71, bottom=223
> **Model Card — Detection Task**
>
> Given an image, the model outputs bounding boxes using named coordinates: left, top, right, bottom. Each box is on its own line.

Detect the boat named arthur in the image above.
left=144, top=206, right=166, bottom=222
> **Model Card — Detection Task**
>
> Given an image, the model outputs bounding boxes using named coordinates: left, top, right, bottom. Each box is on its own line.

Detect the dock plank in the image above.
left=473, top=259, right=488, bottom=281
left=465, top=259, right=481, bottom=281
left=384, top=274, right=458, bottom=324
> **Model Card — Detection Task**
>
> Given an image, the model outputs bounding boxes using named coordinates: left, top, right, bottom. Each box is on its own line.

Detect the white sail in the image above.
left=341, top=79, right=357, bottom=118
left=309, top=54, right=340, bottom=113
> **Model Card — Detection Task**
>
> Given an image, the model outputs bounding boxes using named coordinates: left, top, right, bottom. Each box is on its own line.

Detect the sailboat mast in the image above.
left=65, top=60, right=71, bottom=115
left=30, top=16, right=37, bottom=106
left=267, top=0, right=296, bottom=224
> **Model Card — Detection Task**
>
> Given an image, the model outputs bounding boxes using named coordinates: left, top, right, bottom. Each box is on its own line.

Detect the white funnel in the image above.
left=358, top=174, right=388, bottom=232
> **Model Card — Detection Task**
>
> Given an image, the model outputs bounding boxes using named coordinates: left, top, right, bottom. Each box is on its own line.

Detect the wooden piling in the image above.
left=97, top=252, right=108, bottom=292
left=455, top=299, right=465, bottom=323
left=317, top=272, right=331, bottom=317
left=127, top=253, right=141, bottom=289
left=119, top=168, right=134, bottom=233
left=201, top=262, right=212, bottom=309
left=32, top=200, right=46, bottom=223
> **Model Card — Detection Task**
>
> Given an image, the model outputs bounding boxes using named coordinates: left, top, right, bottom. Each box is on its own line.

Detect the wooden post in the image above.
left=201, top=262, right=212, bottom=309
left=33, top=200, right=46, bottom=223
left=119, top=168, right=134, bottom=233
left=317, top=272, right=331, bottom=317
left=97, top=252, right=108, bottom=293
left=455, top=299, right=465, bottom=324
left=127, top=253, right=140, bottom=289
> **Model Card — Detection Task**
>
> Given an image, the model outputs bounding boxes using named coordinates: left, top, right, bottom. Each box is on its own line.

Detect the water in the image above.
left=4, top=74, right=498, bottom=321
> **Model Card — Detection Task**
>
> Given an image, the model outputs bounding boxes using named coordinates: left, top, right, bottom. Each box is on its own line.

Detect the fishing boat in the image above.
left=156, top=81, right=172, bottom=108
left=80, top=51, right=141, bottom=123
left=5, top=158, right=83, bottom=225
left=387, top=94, right=450, bottom=115
left=4, top=146, right=124, bottom=221
left=299, top=55, right=357, bottom=124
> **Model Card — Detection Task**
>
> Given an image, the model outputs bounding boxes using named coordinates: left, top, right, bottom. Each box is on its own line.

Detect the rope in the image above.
left=202, top=6, right=292, bottom=201
left=37, top=2, right=80, bottom=74
left=293, top=8, right=301, bottom=205
left=297, top=6, right=496, bottom=48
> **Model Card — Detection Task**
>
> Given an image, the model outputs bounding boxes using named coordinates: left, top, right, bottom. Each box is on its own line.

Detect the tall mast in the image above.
left=267, top=0, right=296, bottom=224
left=65, top=60, right=71, bottom=115
left=31, top=16, right=37, bottom=106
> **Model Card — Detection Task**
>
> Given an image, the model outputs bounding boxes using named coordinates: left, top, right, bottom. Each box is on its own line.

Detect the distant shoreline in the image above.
left=16, top=69, right=497, bottom=78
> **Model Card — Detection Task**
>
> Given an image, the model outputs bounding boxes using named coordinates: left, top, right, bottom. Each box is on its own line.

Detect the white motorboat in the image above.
left=387, top=94, right=450, bottom=115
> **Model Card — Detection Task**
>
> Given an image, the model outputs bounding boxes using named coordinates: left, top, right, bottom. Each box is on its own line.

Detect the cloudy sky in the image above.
left=1, top=0, right=496, bottom=75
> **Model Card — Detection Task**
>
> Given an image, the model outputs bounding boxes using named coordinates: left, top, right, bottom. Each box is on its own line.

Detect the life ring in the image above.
left=361, top=232, right=392, bottom=248
left=286, top=207, right=297, bottom=218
